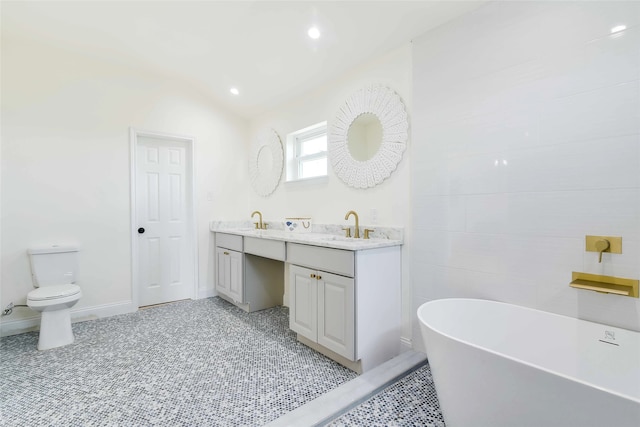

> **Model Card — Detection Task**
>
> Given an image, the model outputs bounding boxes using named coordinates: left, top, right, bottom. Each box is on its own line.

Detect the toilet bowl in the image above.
left=26, top=246, right=82, bottom=351
left=27, top=284, right=81, bottom=350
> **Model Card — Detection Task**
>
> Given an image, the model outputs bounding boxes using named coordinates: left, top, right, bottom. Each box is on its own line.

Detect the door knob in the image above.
left=138, top=227, right=145, bottom=234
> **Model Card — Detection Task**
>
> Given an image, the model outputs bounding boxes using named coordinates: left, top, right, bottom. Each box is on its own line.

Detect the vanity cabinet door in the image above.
left=289, top=265, right=317, bottom=341
left=227, top=250, right=243, bottom=302
left=216, top=247, right=243, bottom=303
left=216, top=247, right=231, bottom=295
left=317, top=272, right=355, bottom=360
left=289, top=264, right=355, bottom=360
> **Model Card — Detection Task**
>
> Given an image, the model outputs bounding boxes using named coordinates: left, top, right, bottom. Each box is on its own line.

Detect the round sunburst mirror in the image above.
left=248, top=128, right=283, bottom=196
left=329, top=85, right=409, bottom=189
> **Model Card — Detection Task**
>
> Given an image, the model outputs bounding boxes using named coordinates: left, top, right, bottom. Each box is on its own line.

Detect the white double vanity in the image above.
left=211, top=223, right=403, bottom=373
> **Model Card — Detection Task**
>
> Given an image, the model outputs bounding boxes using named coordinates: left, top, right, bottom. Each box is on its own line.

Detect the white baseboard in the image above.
left=73, top=300, right=136, bottom=323
left=1, top=313, right=40, bottom=337
left=0, top=300, right=136, bottom=337
left=198, top=287, right=216, bottom=299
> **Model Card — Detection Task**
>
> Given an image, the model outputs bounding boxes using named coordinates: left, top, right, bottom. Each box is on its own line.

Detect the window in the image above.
left=286, top=121, right=327, bottom=181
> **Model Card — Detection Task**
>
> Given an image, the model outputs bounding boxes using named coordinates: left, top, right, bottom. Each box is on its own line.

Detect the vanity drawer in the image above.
left=287, top=243, right=354, bottom=277
left=244, top=237, right=286, bottom=261
left=216, top=233, right=243, bottom=252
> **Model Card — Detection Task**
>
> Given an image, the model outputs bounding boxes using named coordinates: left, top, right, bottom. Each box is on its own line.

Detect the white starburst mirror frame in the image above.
left=329, top=85, right=409, bottom=189
left=249, top=128, right=284, bottom=196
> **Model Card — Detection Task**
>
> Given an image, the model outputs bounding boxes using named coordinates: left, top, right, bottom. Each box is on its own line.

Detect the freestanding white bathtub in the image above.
left=418, top=298, right=640, bottom=427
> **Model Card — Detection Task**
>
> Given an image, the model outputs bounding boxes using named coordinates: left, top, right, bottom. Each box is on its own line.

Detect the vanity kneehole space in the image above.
left=215, top=233, right=285, bottom=313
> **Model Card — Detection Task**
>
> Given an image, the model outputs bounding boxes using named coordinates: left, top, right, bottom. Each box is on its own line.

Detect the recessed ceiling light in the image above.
left=611, top=24, right=626, bottom=34
left=230, top=87, right=239, bottom=95
left=308, top=26, right=320, bottom=39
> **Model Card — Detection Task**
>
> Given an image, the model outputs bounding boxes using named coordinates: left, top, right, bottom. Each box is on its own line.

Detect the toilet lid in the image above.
left=28, top=284, right=80, bottom=301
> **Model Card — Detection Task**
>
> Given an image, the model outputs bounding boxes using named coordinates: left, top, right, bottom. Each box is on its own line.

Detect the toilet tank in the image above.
left=28, top=246, right=79, bottom=287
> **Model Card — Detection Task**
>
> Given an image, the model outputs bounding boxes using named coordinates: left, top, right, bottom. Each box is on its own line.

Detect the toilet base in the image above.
left=37, top=308, right=74, bottom=350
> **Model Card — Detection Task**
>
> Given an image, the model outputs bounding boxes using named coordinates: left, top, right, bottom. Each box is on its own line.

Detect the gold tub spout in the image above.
left=570, top=272, right=638, bottom=298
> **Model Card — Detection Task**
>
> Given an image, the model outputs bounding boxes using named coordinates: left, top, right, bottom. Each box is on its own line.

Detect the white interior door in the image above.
left=136, top=135, right=195, bottom=306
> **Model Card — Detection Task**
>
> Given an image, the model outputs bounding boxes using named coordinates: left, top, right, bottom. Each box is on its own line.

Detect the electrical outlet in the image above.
left=2, top=302, right=14, bottom=316
left=370, top=208, right=378, bottom=224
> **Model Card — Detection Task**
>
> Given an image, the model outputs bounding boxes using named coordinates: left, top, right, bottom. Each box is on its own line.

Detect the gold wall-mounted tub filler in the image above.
left=585, top=235, right=622, bottom=263
left=570, top=272, right=638, bottom=298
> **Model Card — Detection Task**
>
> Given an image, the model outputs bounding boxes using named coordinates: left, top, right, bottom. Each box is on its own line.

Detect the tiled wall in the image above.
left=412, top=1, right=640, bottom=347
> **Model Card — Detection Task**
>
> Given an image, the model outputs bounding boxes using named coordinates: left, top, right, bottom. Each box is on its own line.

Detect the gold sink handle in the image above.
left=595, top=239, right=610, bottom=263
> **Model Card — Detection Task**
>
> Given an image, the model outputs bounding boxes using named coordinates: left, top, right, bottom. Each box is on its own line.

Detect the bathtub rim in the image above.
left=417, top=298, right=640, bottom=404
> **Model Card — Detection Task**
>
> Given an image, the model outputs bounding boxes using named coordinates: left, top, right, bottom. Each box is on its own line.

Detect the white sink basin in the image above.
left=312, top=235, right=354, bottom=242
left=308, top=234, right=380, bottom=243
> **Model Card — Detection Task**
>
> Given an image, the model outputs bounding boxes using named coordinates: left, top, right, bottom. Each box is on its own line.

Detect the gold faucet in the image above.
left=251, top=211, right=266, bottom=230
left=344, top=210, right=360, bottom=238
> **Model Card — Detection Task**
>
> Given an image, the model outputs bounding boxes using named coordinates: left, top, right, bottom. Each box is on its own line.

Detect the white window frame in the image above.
left=286, top=121, right=328, bottom=182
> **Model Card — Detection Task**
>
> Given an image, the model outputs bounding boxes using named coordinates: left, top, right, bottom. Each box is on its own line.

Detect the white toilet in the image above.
left=26, top=246, right=82, bottom=350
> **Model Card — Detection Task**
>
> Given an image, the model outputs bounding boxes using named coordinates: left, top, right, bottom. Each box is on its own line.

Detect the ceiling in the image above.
left=2, top=1, right=485, bottom=119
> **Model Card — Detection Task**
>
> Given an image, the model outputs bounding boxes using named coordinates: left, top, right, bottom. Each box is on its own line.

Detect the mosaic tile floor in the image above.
left=327, top=364, right=445, bottom=427
left=0, top=298, right=357, bottom=426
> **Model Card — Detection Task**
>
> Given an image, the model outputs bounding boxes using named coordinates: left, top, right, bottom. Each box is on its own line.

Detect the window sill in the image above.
left=285, top=175, right=328, bottom=186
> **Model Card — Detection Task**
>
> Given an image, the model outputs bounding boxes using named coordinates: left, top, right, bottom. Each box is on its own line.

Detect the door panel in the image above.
left=169, top=236, right=182, bottom=284
left=228, top=250, right=243, bottom=302
left=215, top=248, right=243, bottom=302
left=146, top=173, right=160, bottom=221
left=289, top=265, right=317, bottom=341
left=216, top=247, right=230, bottom=295
left=168, top=173, right=182, bottom=220
left=318, top=272, right=355, bottom=359
left=142, top=237, right=161, bottom=289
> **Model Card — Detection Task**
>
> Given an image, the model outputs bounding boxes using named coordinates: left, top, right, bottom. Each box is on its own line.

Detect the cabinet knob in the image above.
left=224, top=251, right=229, bottom=255
left=310, top=273, right=316, bottom=279
left=317, top=275, right=322, bottom=280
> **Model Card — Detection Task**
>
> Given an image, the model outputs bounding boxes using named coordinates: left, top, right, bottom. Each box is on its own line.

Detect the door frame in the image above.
left=129, top=127, right=199, bottom=308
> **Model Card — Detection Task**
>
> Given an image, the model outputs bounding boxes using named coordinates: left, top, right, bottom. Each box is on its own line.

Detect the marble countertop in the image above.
left=210, top=221, right=403, bottom=251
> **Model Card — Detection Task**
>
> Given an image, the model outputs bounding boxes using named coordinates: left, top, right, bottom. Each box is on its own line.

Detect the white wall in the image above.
left=1, top=33, right=250, bottom=330
left=412, top=1, right=640, bottom=349
left=248, top=45, right=414, bottom=345
left=248, top=46, right=412, bottom=227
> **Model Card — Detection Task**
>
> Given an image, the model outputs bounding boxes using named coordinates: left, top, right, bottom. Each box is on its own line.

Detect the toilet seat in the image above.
left=28, top=284, right=80, bottom=301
